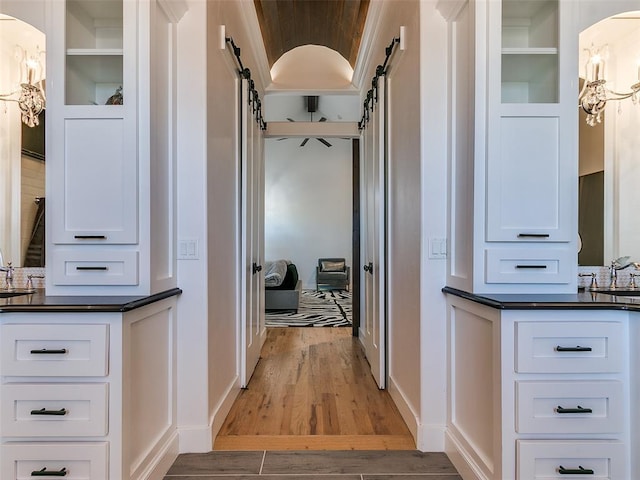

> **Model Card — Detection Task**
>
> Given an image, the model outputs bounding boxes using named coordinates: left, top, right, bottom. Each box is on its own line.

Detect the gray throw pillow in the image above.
left=321, top=260, right=345, bottom=272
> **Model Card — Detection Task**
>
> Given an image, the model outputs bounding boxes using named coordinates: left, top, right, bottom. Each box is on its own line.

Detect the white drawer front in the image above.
left=1, top=442, right=108, bottom=480
left=516, top=381, right=623, bottom=434
left=1, top=324, right=108, bottom=377
left=485, top=248, right=572, bottom=284
left=517, top=440, right=626, bottom=480
left=1, top=383, right=108, bottom=437
left=51, top=250, right=139, bottom=285
left=515, top=321, right=624, bottom=373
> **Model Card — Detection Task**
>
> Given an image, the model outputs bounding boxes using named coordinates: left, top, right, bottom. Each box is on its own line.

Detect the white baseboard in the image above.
left=211, top=378, right=242, bottom=442
left=178, top=424, right=213, bottom=453
left=445, top=430, right=488, bottom=480
left=388, top=376, right=418, bottom=445
left=178, top=378, right=241, bottom=453
left=139, top=431, right=180, bottom=480
left=417, top=424, right=446, bottom=452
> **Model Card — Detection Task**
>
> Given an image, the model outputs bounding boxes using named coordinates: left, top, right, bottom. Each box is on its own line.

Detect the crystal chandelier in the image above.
left=578, top=45, right=640, bottom=127
left=0, top=45, right=46, bottom=128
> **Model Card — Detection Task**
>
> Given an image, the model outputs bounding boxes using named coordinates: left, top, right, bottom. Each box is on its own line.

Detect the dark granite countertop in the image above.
left=0, top=288, right=182, bottom=313
left=442, top=286, right=640, bottom=311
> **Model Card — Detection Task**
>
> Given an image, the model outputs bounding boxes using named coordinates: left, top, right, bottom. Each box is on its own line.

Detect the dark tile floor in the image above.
left=165, top=450, right=462, bottom=479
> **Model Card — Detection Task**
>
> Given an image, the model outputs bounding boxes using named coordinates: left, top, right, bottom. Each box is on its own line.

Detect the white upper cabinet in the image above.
left=49, top=0, right=137, bottom=245
left=46, top=0, right=184, bottom=294
left=444, top=0, right=578, bottom=293
left=486, top=0, right=576, bottom=244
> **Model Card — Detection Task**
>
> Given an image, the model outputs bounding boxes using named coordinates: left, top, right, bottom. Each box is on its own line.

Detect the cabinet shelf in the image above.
left=67, top=48, right=123, bottom=56
left=502, top=47, right=558, bottom=55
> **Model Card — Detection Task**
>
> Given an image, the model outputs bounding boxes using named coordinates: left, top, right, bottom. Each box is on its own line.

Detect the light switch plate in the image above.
left=178, top=238, right=199, bottom=260
left=429, top=238, right=447, bottom=259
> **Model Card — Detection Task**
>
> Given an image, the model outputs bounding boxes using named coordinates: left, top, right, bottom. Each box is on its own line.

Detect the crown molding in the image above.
left=435, top=0, right=468, bottom=22
left=351, top=0, right=385, bottom=91
left=157, top=0, right=188, bottom=23
left=239, top=1, right=272, bottom=91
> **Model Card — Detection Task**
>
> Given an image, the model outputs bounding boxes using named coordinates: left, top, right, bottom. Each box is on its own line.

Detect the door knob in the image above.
left=252, top=263, right=262, bottom=274
left=363, top=262, right=373, bottom=274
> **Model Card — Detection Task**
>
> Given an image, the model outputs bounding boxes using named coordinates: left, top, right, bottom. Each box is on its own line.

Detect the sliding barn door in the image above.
left=239, top=78, right=266, bottom=387
left=360, top=78, right=387, bottom=389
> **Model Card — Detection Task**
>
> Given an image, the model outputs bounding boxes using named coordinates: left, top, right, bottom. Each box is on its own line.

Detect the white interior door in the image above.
left=239, top=78, right=265, bottom=387
left=360, top=79, right=387, bottom=389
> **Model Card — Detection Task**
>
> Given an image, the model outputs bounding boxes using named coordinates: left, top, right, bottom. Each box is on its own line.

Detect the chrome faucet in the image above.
left=579, top=272, right=598, bottom=290
left=0, top=262, right=15, bottom=291
left=609, top=256, right=633, bottom=289
left=25, top=274, right=45, bottom=292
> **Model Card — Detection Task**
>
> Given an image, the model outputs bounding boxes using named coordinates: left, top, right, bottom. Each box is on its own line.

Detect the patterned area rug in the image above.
left=266, top=290, right=352, bottom=327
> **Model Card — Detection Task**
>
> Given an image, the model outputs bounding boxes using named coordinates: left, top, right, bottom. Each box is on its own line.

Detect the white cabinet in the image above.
left=445, top=296, right=631, bottom=480
left=49, top=0, right=137, bottom=246
left=444, top=0, right=578, bottom=293
left=46, top=0, right=184, bottom=294
left=0, top=298, right=178, bottom=480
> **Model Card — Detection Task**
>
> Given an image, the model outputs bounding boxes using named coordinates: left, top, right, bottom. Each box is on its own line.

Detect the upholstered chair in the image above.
left=316, top=258, right=350, bottom=291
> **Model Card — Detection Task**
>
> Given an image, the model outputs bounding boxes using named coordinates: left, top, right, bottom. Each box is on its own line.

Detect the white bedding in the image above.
left=264, top=259, right=289, bottom=287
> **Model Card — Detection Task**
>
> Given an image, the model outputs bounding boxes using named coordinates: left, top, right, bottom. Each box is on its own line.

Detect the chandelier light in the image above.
left=578, top=45, right=640, bottom=126
left=0, top=45, right=46, bottom=128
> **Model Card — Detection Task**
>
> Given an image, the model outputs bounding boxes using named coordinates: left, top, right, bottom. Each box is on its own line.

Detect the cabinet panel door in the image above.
left=1, top=442, right=108, bottom=480
left=517, top=440, right=626, bottom=480
left=1, top=383, right=108, bottom=437
left=516, top=380, right=624, bottom=434
left=51, top=118, right=137, bottom=244
left=487, top=116, right=570, bottom=242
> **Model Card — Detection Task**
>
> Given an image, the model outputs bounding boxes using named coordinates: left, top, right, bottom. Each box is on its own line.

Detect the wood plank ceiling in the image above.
left=253, top=0, right=370, bottom=68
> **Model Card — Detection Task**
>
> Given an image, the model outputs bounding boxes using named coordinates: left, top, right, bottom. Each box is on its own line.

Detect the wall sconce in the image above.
left=578, top=44, right=640, bottom=127
left=0, top=45, right=46, bottom=128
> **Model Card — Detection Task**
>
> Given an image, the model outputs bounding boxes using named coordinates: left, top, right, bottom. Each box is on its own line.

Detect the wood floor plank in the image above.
left=213, top=434, right=417, bottom=451
left=216, top=327, right=414, bottom=449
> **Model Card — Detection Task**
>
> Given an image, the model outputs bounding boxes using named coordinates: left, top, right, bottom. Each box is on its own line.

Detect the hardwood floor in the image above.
left=214, top=327, right=415, bottom=450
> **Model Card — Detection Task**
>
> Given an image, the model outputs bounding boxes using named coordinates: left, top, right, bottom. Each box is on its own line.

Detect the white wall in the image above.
left=355, top=0, right=448, bottom=451
left=176, top=0, right=210, bottom=452
left=264, top=137, right=352, bottom=289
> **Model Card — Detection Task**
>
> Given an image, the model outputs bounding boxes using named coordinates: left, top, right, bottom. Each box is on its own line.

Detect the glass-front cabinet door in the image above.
left=501, top=0, right=558, bottom=104
left=65, top=0, right=124, bottom=106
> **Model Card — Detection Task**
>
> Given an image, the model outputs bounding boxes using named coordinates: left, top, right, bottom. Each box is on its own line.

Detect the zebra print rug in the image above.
left=265, top=290, right=352, bottom=327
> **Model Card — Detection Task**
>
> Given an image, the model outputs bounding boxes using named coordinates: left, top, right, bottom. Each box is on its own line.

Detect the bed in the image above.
left=264, top=260, right=302, bottom=312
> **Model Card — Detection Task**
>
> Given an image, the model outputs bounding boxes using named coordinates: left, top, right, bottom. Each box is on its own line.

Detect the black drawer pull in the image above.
left=31, top=467, right=67, bottom=476
left=515, top=265, right=547, bottom=269
left=76, top=266, right=108, bottom=271
left=30, top=407, right=67, bottom=416
left=556, top=405, right=592, bottom=414
left=74, top=235, right=107, bottom=240
left=517, top=233, right=550, bottom=238
left=556, top=345, right=593, bottom=352
left=558, top=465, right=594, bottom=475
left=30, top=348, right=67, bottom=355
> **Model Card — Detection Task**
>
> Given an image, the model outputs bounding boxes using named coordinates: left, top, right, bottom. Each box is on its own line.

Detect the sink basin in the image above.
left=0, top=291, right=31, bottom=298
left=592, top=289, right=640, bottom=296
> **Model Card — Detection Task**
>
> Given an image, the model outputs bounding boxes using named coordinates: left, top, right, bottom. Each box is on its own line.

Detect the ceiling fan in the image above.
left=278, top=96, right=332, bottom=147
